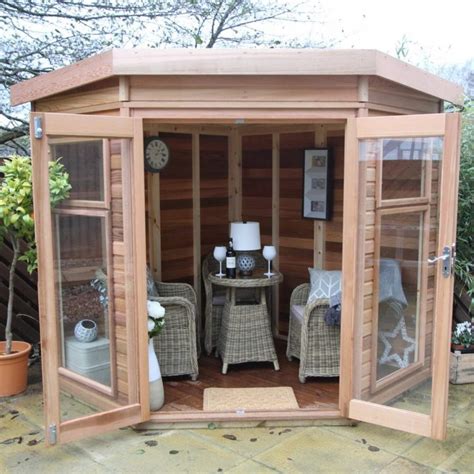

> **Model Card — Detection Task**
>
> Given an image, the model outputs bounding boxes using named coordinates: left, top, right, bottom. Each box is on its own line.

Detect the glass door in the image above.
left=30, top=112, right=149, bottom=444
left=340, top=113, right=461, bottom=440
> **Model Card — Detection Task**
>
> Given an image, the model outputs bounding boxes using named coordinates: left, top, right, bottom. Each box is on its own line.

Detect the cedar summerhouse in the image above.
left=10, top=49, right=463, bottom=445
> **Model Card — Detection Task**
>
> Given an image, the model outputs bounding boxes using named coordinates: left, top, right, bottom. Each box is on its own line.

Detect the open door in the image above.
left=30, top=112, right=149, bottom=444
left=340, top=113, right=461, bottom=440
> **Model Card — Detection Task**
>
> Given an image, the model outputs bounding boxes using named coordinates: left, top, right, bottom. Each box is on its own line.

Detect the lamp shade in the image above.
left=230, top=222, right=261, bottom=251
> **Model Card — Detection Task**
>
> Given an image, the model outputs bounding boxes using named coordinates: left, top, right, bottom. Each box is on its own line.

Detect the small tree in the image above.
left=0, top=156, right=71, bottom=354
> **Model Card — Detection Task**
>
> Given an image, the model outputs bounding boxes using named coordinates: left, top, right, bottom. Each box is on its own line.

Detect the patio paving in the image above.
left=1, top=364, right=474, bottom=473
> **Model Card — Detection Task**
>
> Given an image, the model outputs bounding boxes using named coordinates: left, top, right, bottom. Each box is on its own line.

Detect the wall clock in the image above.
left=144, top=137, right=170, bottom=172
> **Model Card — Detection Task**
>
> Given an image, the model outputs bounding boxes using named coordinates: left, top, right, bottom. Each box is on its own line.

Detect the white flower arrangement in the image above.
left=148, top=300, right=165, bottom=339
left=452, top=321, right=473, bottom=347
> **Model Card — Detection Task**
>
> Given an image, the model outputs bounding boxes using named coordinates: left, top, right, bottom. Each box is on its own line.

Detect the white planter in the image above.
left=148, top=338, right=164, bottom=411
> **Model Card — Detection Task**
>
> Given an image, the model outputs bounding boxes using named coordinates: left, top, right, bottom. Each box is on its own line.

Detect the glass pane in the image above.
left=50, top=139, right=104, bottom=201
left=376, top=212, right=423, bottom=381
left=356, top=135, right=443, bottom=417
left=381, top=137, right=442, bottom=200
left=53, top=214, right=112, bottom=392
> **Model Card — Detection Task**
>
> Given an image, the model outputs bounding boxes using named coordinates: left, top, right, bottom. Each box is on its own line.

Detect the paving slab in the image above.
left=189, top=426, right=304, bottom=459
left=252, top=426, right=398, bottom=473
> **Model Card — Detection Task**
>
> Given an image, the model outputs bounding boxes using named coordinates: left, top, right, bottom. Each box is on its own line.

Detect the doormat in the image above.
left=203, top=387, right=299, bottom=412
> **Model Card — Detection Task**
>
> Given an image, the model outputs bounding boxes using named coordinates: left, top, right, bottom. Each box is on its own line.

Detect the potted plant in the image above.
left=147, top=299, right=165, bottom=410
left=0, top=155, right=70, bottom=396
left=451, top=321, right=474, bottom=353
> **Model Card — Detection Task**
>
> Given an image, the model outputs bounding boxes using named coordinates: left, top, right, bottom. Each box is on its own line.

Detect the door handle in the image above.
left=427, top=246, right=453, bottom=278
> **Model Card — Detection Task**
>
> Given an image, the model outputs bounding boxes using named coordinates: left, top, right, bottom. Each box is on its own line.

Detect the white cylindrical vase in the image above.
left=148, top=338, right=164, bottom=411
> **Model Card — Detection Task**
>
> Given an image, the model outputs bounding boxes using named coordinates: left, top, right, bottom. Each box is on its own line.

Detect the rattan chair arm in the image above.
left=148, top=295, right=196, bottom=325
left=155, top=282, right=197, bottom=306
left=290, top=283, right=310, bottom=306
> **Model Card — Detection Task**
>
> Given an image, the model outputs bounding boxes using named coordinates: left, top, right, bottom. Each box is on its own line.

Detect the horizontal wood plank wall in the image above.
left=368, top=77, right=440, bottom=114
left=110, top=139, right=128, bottom=402
left=156, top=132, right=194, bottom=285
left=200, top=135, right=229, bottom=258
left=325, top=135, right=345, bottom=270
left=35, top=78, right=119, bottom=113
left=279, top=132, right=315, bottom=334
left=241, top=135, right=273, bottom=245
left=129, top=76, right=359, bottom=103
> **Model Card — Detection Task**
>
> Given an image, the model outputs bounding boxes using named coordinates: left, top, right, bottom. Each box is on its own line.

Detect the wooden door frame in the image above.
left=30, top=112, right=150, bottom=445
left=339, top=113, right=461, bottom=440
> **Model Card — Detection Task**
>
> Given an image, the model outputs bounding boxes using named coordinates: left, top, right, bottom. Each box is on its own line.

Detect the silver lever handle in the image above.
left=427, top=253, right=449, bottom=264
left=427, top=246, right=452, bottom=278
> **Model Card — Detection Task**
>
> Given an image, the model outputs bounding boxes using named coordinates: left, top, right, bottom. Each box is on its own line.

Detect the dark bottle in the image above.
left=225, top=238, right=236, bottom=278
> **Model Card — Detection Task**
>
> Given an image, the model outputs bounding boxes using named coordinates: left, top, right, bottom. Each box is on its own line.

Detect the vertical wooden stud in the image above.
left=313, top=124, right=327, bottom=269
left=272, top=132, right=280, bottom=334
left=228, top=128, right=242, bottom=222
left=339, top=118, right=363, bottom=416
left=119, top=76, right=130, bottom=102
left=192, top=132, right=201, bottom=308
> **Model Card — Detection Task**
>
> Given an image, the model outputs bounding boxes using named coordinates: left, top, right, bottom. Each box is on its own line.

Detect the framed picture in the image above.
left=302, top=149, right=332, bottom=220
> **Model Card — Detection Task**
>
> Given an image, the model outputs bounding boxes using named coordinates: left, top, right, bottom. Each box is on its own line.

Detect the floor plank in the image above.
left=160, top=339, right=339, bottom=412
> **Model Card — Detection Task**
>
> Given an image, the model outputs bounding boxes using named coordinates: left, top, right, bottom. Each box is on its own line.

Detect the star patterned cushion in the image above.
left=307, top=268, right=342, bottom=303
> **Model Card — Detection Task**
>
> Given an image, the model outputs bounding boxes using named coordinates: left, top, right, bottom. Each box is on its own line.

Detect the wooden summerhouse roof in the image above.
left=10, top=48, right=464, bottom=106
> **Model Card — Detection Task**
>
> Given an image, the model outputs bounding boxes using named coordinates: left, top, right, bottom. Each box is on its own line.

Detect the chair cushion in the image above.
left=308, top=268, right=341, bottom=303
left=291, top=305, right=305, bottom=323
left=212, top=294, right=226, bottom=306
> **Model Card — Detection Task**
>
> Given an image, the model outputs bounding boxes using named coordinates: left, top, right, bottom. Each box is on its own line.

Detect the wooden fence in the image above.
left=0, top=240, right=40, bottom=344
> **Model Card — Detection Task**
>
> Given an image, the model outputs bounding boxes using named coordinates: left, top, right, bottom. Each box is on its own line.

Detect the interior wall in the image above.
left=241, top=134, right=273, bottom=245
left=200, top=135, right=229, bottom=258
left=278, top=132, right=315, bottom=333
left=240, top=130, right=346, bottom=335
left=145, top=125, right=345, bottom=337
left=154, top=132, right=194, bottom=285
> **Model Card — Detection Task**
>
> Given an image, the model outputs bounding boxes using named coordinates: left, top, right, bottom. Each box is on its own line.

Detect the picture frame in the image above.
left=302, top=148, right=332, bottom=220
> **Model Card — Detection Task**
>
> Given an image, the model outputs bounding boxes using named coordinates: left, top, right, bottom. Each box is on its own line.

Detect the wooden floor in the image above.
left=159, top=339, right=339, bottom=413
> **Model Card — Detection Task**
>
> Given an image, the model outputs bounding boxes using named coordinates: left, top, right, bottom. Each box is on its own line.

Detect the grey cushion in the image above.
left=212, top=294, right=226, bottom=306
left=308, top=268, right=341, bottom=303
left=291, top=304, right=305, bottom=323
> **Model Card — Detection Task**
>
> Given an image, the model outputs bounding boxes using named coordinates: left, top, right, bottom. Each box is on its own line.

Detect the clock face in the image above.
left=145, top=138, right=169, bottom=172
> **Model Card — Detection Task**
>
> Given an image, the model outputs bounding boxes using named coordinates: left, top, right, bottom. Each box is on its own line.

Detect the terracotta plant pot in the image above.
left=451, top=343, right=466, bottom=353
left=0, top=341, right=31, bottom=397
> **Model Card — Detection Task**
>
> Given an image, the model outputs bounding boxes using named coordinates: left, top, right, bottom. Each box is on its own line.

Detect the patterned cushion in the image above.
left=308, top=268, right=341, bottom=303
left=146, top=267, right=159, bottom=297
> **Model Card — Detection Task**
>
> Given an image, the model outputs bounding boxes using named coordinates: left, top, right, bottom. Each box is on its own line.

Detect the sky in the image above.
left=281, top=0, right=473, bottom=67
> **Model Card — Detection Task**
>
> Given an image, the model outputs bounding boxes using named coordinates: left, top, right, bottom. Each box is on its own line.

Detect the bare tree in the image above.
left=1, top=0, right=324, bottom=152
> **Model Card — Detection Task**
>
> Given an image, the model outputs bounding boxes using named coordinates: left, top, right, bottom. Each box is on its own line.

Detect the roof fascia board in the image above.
left=374, top=51, right=464, bottom=105
left=111, top=48, right=378, bottom=76
left=10, top=50, right=114, bottom=106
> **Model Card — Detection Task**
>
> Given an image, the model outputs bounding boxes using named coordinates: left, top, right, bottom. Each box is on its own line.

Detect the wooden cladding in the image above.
left=147, top=126, right=345, bottom=336
left=200, top=135, right=229, bottom=258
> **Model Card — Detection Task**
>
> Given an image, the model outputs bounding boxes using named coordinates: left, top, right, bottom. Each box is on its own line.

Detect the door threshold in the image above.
left=136, top=407, right=353, bottom=430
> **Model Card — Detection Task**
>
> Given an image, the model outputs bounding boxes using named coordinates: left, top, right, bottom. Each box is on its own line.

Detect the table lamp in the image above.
left=230, top=221, right=261, bottom=276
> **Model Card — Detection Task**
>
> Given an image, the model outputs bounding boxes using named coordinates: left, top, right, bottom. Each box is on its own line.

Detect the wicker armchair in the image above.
left=202, top=254, right=226, bottom=355
left=202, top=251, right=267, bottom=356
left=286, top=283, right=340, bottom=383
left=150, top=282, right=199, bottom=380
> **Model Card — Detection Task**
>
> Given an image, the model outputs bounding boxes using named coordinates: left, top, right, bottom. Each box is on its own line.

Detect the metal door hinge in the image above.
left=48, top=424, right=57, bottom=445
left=33, top=117, right=43, bottom=139
left=427, top=245, right=454, bottom=278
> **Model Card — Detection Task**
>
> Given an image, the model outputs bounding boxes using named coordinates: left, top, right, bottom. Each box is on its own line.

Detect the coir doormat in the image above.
left=203, top=386, right=299, bottom=412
